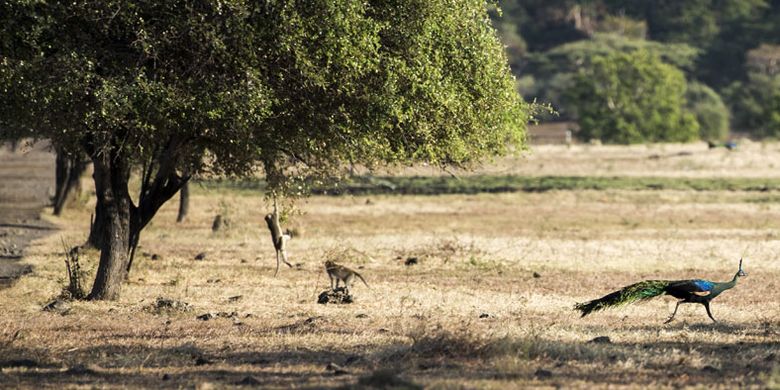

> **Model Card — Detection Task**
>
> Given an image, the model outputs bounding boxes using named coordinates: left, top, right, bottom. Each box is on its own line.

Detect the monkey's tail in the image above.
left=355, top=272, right=371, bottom=289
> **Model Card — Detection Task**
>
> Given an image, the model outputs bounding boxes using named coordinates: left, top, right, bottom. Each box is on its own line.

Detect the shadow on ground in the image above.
left=1, top=325, right=777, bottom=388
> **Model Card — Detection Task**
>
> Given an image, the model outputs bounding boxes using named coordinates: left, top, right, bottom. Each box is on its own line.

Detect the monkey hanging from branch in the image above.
left=265, top=195, right=292, bottom=277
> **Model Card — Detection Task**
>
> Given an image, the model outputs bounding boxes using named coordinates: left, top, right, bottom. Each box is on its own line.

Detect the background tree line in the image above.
left=492, top=0, right=780, bottom=143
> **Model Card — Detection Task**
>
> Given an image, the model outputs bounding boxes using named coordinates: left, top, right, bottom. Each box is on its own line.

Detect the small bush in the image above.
left=61, top=245, right=86, bottom=300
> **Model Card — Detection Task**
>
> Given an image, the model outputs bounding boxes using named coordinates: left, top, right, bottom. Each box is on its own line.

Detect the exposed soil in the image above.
left=0, top=142, right=56, bottom=289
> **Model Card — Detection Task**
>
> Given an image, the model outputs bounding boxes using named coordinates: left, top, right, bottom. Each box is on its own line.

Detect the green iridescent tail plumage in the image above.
left=574, top=280, right=671, bottom=317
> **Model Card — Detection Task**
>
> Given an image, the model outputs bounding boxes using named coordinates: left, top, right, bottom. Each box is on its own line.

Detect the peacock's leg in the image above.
left=665, top=301, right=682, bottom=323
left=703, top=301, right=717, bottom=323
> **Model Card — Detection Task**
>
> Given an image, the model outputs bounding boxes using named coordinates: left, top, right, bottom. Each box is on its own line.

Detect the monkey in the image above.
left=265, top=197, right=292, bottom=277
left=324, top=260, right=369, bottom=293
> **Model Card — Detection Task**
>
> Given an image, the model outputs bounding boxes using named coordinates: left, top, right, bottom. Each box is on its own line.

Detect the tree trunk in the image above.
left=87, top=180, right=108, bottom=249
left=87, top=152, right=133, bottom=300
left=84, top=135, right=191, bottom=300
left=176, top=182, right=189, bottom=223
left=53, top=150, right=88, bottom=216
left=54, top=149, right=68, bottom=211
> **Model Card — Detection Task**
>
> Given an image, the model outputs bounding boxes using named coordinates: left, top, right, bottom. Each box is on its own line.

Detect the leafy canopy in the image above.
left=723, top=72, right=780, bottom=138
left=567, top=50, right=699, bottom=144
left=1, top=0, right=528, bottom=190
left=519, top=33, right=698, bottom=120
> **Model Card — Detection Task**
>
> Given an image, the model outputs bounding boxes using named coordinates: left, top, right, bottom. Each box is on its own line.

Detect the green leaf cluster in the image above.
left=518, top=33, right=699, bottom=120
left=685, top=82, right=729, bottom=142
left=1, top=0, right=528, bottom=190
left=723, top=72, right=780, bottom=138
left=567, top=50, right=699, bottom=144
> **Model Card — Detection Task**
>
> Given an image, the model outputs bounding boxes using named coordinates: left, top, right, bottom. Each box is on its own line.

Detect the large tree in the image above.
left=1, top=0, right=529, bottom=300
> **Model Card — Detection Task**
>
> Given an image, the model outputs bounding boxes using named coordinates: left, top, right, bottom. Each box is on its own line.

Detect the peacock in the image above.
left=575, top=259, right=747, bottom=323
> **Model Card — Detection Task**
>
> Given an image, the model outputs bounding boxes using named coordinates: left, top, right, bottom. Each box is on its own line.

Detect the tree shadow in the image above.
left=0, top=343, right=368, bottom=389
left=1, top=326, right=777, bottom=388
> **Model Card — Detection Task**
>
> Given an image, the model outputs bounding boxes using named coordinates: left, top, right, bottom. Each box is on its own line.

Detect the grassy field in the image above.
left=201, top=174, right=780, bottom=196
left=2, top=144, right=780, bottom=388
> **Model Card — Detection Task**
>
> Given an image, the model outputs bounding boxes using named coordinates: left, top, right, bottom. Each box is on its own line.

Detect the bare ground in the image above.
left=1, top=144, right=779, bottom=389
left=0, top=142, right=56, bottom=289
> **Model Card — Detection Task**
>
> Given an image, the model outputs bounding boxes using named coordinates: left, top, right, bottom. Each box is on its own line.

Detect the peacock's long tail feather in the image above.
left=574, top=280, right=671, bottom=317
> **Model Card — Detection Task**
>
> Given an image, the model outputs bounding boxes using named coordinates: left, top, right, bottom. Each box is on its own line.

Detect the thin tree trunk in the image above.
left=176, top=182, right=189, bottom=223
left=53, top=151, right=88, bottom=216
left=87, top=151, right=133, bottom=300
left=53, top=149, right=67, bottom=210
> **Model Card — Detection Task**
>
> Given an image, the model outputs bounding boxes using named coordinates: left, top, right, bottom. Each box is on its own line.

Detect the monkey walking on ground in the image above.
left=265, top=197, right=292, bottom=277
left=324, top=260, right=370, bottom=293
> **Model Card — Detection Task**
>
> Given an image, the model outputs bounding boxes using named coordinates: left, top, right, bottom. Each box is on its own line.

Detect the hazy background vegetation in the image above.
left=491, top=0, right=780, bottom=143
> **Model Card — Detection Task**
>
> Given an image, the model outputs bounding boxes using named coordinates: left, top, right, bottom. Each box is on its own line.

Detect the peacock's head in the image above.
left=737, top=258, right=747, bottom=277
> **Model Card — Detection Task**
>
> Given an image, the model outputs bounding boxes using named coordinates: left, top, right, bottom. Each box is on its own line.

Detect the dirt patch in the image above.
left=0, top=142, right=56, bottom=289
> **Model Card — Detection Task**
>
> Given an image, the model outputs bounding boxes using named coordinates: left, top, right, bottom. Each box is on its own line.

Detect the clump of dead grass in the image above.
left=56, top=242, right=91, bottom=300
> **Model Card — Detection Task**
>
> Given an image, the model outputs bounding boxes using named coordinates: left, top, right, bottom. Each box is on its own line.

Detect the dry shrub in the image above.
left=59, top=243, right=88, bottom=300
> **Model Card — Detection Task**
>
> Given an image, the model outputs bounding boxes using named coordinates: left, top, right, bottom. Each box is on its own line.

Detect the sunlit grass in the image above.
left=4, top=143, right=780, bottom=387
left=2, top=185, right=779, bottom=388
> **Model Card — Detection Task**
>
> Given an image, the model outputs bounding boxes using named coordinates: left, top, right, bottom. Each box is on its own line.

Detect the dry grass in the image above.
left=2, top=146, right=780, bottom=388
left=374, top=140, right=780, bottom=179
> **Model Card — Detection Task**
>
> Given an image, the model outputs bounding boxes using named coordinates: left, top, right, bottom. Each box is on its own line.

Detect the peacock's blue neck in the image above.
left=712, top=272, right=741, bottom=295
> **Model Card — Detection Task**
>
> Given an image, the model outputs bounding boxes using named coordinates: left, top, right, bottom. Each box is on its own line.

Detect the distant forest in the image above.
left=491, top=0, right=780, bottom=142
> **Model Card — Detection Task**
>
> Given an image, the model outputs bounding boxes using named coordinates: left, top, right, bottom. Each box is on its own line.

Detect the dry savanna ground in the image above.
left=2, top=143, right=780, bottom=388
left=379, top=140, right=780, bottom=178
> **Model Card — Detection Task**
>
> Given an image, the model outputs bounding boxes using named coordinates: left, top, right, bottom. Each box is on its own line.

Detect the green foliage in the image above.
left=1, top=0, right=528, bottom=298
left=2, top=0, right=271, bottom=172
left=198, top=175, right=780, bottom=196
left=529, top=33, right=700, bottom=76
left=606, top=0, right=767, bottom=45
left=490, top=0, right=590, bottom=53
left=593, top=14, right=647, bottom=39
left=723, top=72, right=780, bottom=137
left=520, top=34, right=698, bottom=119
left=645, top=0, right=720, bottom=44
left=495, top=21, right=527, bottom=69
left=488, top=0, right=780, bottom=137
left=685, top=82, right=730, bottom=141
left=1, top=0, right=528, bottom=189
left=567, top=50, right=699, bottom=144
